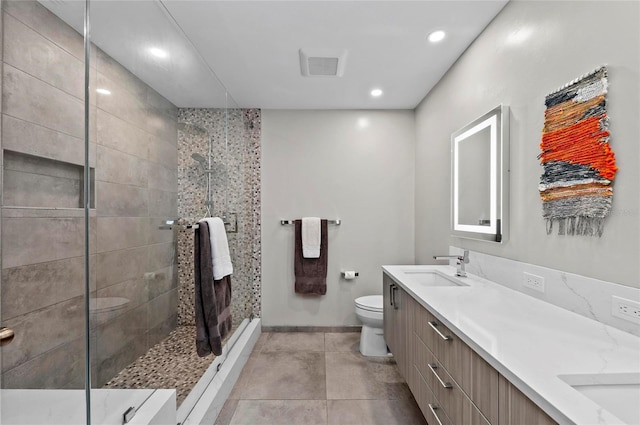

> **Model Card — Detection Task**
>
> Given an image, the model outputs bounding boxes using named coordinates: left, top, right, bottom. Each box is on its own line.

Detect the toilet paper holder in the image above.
left=341, top=271, right=359, bottom=278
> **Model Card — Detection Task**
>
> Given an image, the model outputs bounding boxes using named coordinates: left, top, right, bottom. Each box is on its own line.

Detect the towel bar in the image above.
left=158, top=223, right=200, bottom=230
left=280, top=219, right=341, bottom=225
left=159, top=216, right=234, bottom=231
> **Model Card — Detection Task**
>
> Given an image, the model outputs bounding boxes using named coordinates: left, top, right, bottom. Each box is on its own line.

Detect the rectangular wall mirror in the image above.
left=451, top=105, right=509, bottom=242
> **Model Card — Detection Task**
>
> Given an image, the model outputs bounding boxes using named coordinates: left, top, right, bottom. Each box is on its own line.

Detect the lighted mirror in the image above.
left=451, top=105, right=509, bottom=242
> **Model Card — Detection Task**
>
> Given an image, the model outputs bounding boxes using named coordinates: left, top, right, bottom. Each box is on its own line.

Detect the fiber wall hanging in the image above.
left=538, top=66, right=617, bottom=237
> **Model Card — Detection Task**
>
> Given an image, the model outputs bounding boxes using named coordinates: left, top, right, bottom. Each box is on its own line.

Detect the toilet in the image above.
left=354, top=295, right=388, bottom=356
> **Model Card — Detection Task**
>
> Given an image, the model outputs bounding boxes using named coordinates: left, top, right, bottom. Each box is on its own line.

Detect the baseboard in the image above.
left=261, top=325, right=361, bottom=333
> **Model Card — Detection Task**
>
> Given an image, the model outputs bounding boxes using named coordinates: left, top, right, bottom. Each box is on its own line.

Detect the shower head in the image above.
left=191, top=153, right=207, bottom=166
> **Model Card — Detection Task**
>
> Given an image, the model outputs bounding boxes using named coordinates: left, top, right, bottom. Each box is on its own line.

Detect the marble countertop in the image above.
left=382, top=265, right=640, bottom=425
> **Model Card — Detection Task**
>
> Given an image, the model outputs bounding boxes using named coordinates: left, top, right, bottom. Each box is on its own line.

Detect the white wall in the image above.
left=415, top=1, right=640, bottom=288
left=261, top=110, right=415, bottom=326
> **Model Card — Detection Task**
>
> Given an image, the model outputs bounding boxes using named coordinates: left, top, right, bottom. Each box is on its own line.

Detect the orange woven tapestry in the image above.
left=539, top=66, right=617, bottom=236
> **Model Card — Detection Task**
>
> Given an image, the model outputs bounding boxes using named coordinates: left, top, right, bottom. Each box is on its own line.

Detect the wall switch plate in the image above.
left=611, top=296, right=640, bottom=324
left=523, top=272, right=545, bottom=293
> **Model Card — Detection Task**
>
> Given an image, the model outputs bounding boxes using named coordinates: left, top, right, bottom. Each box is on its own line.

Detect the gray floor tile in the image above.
left=327, top=399, right=426, bottom=425
left=214, top=399, right=239, bottom=425
left=228, top=352, right=261, bottom=400
left=261, top=332, right=325, bottom=352
left=220, top=332, right=425, bottom=424
left=241, top=351, right=326, bottom=400
left=229, top=400, right=327, bottom=425
left=253, top=332, right=270, bottom=352
left=326, top=352, right=411, bottom=400
left=325, top=333, right=360, bottom=352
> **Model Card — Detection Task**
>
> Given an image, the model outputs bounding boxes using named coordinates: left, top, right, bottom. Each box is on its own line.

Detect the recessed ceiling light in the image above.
left=428, top=30, right=446, bottom=43
left=96, top=88, right=111, bottom=95
left=149, top=47, right=168, bottom=58
left=370, top=89, right=383, bottom=97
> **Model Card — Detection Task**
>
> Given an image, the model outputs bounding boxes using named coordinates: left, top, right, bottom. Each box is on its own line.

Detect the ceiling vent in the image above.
left=299, top=48, right=347, bottom=77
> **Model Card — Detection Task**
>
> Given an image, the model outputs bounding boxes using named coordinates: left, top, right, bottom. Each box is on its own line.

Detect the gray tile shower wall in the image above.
left=0, top=1, right=179, bottom=389
left=176, top=108, right=261, bottom=328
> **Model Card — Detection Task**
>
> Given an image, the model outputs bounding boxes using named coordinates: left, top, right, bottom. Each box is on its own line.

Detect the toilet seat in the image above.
left=355, top=295, right=383, bottom=313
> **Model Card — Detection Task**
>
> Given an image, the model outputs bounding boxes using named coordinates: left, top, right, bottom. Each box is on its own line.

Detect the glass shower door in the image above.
left=86, top=0, right=206, bottom=420
left=0, top=0, right=91, bottom=423
left=85, top=1, right=258, bottom=423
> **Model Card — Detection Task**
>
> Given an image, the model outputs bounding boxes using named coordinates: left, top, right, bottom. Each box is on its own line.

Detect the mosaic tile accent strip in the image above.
left=176, top=109, right=261, bottom=327
left=539, top=66, right=617, bottom=236
left=102, top=325, right=234, bottom=406
left=243, top=109, right=262, bottom=319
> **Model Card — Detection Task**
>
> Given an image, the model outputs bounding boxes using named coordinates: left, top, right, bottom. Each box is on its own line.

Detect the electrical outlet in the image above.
left=523, top=272, right=545, bottom=293
left=611, top=296, right=640, bottom=324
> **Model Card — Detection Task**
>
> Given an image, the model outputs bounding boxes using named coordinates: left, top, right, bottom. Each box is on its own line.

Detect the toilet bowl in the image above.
left=90, top=297, right=130, bottom=324
left=354, top=295, right=388, bottom=357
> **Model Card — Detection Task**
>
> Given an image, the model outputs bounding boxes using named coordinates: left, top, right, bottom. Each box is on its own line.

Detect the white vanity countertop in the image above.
left=382, top=265, right=640, bottom=425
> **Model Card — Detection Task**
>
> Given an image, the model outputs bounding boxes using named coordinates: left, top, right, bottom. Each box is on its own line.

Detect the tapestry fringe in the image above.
left=545, top=217, right=605, bottom=237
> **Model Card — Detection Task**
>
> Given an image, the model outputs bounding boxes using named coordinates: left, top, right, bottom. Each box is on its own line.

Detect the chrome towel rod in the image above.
left=158, top=217, right=233, bottom=231
left=158, top=223, right=199, bottom=230
left=280, top=219, right=341, bottom=225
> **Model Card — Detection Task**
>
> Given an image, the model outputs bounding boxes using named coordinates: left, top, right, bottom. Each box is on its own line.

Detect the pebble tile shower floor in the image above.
left=215, top=332, right=426, bottom=425
left=103, top=325, right=232, bottom=406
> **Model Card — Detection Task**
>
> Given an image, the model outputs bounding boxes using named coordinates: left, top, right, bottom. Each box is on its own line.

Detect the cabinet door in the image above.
left=383, top=275, right=396, bottom=355
left=465, top=397, right=492, bottom=425
left=383, top=274, right=414, bottom=380
left=471, top=352, right=499, bottom=424
left=498, top=375, right=558, bottom=425
left=392, top=285, right=411, bottom=379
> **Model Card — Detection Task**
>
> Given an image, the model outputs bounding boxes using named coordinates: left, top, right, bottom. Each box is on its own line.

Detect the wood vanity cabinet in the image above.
left=383, top=274, right=413, bottom=379
left=498, top=375, right=557, bottom=425
left=383, top=274, right=557, bottom=425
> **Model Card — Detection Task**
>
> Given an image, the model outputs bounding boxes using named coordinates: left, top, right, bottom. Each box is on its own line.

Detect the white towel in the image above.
left=302, top=217, right=321, bottom=258
left=203, top=217, right=233, bottom=280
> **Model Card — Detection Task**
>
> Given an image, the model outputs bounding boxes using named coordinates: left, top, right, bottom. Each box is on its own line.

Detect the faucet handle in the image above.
left=460, top=250, right=470, bottom=263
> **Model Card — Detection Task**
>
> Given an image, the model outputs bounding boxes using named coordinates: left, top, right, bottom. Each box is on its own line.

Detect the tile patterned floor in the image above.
left=214, top=332, right=426, bottom=425
left=103, top=325, right=233, bottom=406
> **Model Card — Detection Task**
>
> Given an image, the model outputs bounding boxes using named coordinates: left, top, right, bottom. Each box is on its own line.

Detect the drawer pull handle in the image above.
left=428, top=363, right=453, bottom=389
left=428, top=321, right=451, bottom=341
left=428, top=403, right=445, bottom=425
left=392, top=285, right=399, bottom=310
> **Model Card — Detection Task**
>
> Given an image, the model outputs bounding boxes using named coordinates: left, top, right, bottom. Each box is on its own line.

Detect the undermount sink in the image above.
left=401, top=270, right=468, bottom=287
left=558, top=373, right=640, bottom=425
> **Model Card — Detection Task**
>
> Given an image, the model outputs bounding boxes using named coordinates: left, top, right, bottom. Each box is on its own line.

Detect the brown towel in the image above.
left=194, top=220, right=233, bottom=356
left=294, top=219, right=328, bottom=295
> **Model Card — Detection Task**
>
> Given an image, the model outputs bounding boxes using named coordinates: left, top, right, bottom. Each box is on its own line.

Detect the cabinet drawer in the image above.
left=414, top=333, right=441, bottom=392
left=414, top=338, right=467, bottom=425
left=415, top=304, right=471, bottom=392
left=414, top=365, right=453, bottom=425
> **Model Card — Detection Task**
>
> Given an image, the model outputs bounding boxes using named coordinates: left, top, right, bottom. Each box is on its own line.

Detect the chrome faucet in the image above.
left=433, top=250, right=470, bottom=277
